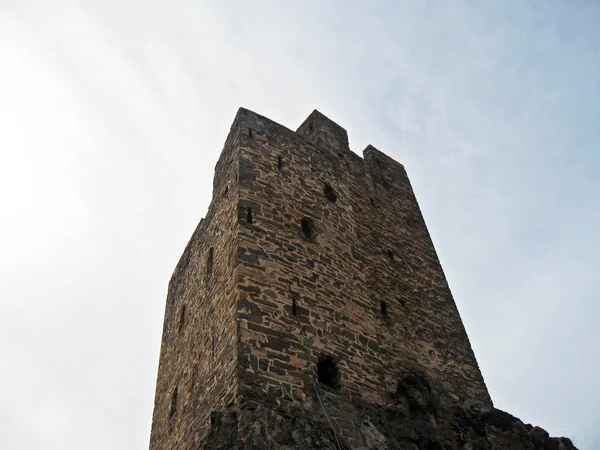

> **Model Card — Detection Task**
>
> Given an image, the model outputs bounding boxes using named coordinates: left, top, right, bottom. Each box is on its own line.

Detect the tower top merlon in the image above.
left=363, top=144, right=404, bottom=169
left=363, top=144, right=408, bottom=186
left=296, top=109, right=350, bottom=154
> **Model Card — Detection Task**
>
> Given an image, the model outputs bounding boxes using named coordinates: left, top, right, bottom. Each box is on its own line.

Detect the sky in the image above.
left=0, top=0, right=599, bottom=448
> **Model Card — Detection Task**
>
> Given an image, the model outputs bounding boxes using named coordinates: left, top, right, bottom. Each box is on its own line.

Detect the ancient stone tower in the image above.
left=149, top=109, right=576, bottom=450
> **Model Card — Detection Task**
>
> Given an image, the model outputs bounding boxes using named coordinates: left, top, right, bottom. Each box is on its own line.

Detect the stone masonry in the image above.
left=149, top=108, right=576, bottom=450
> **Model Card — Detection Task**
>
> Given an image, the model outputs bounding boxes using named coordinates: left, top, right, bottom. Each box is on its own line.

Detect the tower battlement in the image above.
left=150, top=108, right=493, bottom=449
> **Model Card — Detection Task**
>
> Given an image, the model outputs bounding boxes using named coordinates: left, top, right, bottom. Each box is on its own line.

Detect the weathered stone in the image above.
left=198, top=383, right=578, bottom=450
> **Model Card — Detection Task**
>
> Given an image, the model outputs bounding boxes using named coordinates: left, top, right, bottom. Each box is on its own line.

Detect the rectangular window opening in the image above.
left=301, top=217, right=315, bottom=239
left=317, top=355, right=341, bottom=390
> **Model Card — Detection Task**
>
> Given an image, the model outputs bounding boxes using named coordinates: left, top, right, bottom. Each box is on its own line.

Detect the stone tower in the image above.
left=150, top=109, right=576, bottom=449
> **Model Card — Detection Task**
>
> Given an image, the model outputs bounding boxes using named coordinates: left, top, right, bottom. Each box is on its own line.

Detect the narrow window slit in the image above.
left=292, top=296, right=297, bottom=316
left=169, top=388, right=178, bottom=418
left=178, top=305, right=186, bottom=332
left=387, top=250, right=394, bottom=261
left=207, top=248, right=214, bottom=275
left=211, top=412, right=221, bottom=429
left=246, top=206, right=253, bottom=224
left=381, top=300, right=388, bottom=316
left=248, top=128, right=253, bottom=138
left=277, top=155, right=283, bottom=171
left=189, top=370, right=195, bottom=392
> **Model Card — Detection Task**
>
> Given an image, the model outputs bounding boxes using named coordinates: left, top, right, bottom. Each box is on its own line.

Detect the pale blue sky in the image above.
left=0, top=1, right=598, bottom=448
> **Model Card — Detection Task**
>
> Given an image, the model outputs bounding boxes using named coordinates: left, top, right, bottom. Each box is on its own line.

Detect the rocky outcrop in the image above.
left=204, top=374, right=576, bottom=450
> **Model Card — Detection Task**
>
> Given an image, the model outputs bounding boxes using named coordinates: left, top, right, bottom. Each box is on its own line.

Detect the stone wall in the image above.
left=233, top=108, right=491, bottom=412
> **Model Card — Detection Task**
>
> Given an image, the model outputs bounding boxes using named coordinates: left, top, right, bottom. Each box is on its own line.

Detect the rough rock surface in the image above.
left=204, top=376, right=577, bottom=450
